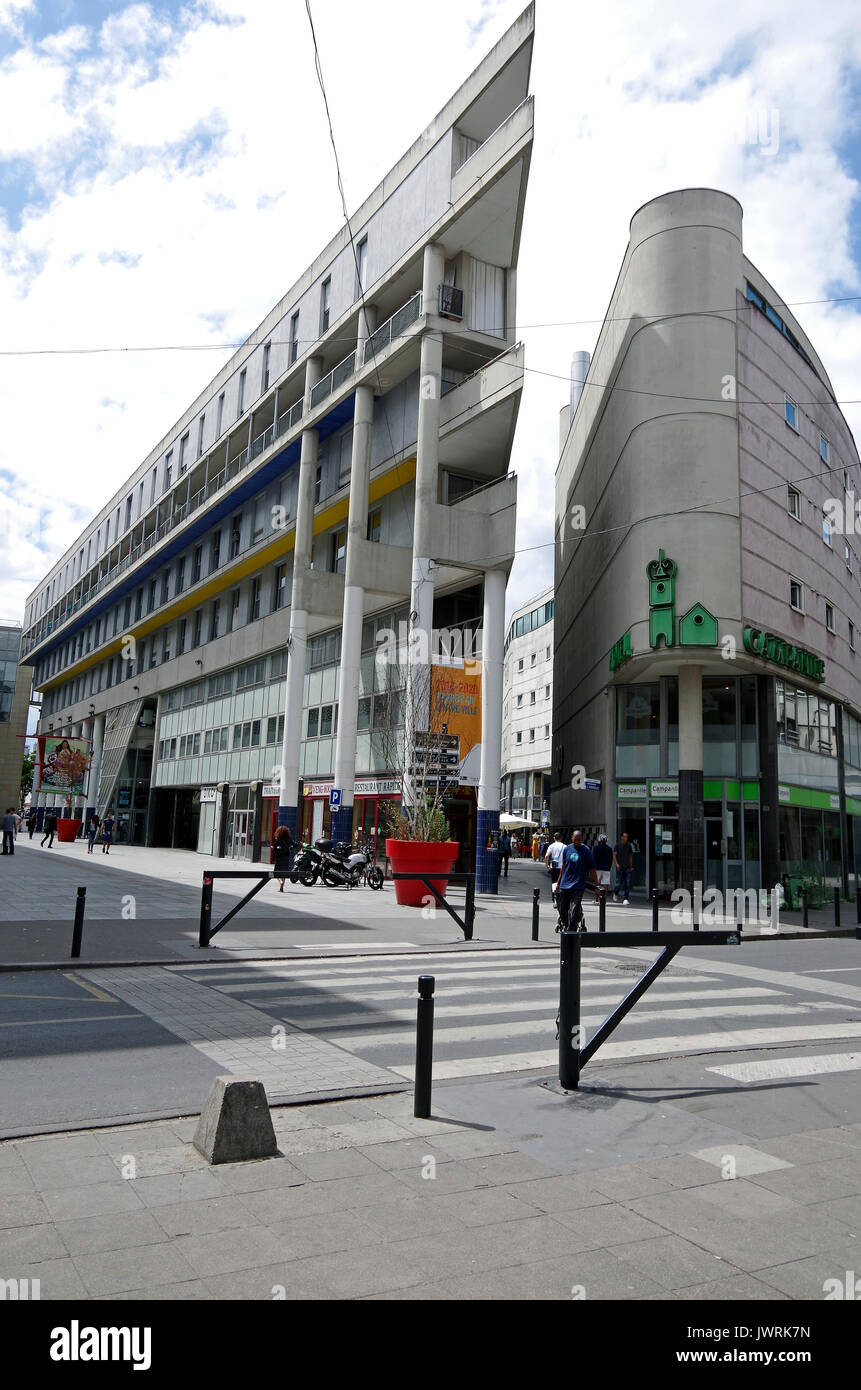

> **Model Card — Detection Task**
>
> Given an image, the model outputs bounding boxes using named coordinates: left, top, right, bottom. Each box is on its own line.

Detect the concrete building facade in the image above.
left=500, top=588, right=553, bottom=826
left=0, top=624, right=29, bottom=812
left=23, top=8, right=535, bottom=890
left=554, top=188, right=861, bottom=901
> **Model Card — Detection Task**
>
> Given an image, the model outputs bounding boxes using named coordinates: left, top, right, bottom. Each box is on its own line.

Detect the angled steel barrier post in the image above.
left=199, top=870, right=273, bottom=946
left=199, top=875, right=214, bottom=948
left=391, top=873, right=475, bottom=940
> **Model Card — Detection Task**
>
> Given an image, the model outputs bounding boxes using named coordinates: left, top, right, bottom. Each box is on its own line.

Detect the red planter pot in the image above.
left=385, top=839, right=459, bottom=907
left=56, top=817, right=82, bottom=843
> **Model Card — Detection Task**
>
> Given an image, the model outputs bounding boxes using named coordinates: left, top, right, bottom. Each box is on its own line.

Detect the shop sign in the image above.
left=262, top=785, right=280, bottom=798
left=355, top=779, right=400, bottom=797
left=617, top=783, right=647, bottom=799
left=304, top=781, right=333, bottom=797
left=649, top=780, right=678, bottom=798
left=743, top=627, right=825, bottom=682
left=200, top=786, right=218, bottom=803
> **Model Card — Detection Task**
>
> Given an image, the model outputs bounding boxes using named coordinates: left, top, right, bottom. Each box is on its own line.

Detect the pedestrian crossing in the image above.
left=174, top=946, right=861, bottom=1084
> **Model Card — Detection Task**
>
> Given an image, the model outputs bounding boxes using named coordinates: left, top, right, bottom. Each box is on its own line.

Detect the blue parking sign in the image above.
left=329, top=788, right=342, bottom=809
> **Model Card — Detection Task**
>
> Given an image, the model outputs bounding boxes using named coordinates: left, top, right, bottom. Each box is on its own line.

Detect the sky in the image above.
left=2, top=0, right=861, bottom=641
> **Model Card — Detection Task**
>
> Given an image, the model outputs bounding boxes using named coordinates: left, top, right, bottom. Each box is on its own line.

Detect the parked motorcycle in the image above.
left=320, top=839, right=384, bottom=890
left=289, top=840, right=326, bottom=886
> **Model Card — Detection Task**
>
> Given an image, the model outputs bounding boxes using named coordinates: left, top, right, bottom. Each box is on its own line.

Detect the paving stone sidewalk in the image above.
left=2, top=1089, right=860, bottom=1300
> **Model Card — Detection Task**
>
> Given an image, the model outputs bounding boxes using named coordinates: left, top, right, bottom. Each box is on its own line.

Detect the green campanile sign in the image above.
left=608, top=548, right=719, bottom=669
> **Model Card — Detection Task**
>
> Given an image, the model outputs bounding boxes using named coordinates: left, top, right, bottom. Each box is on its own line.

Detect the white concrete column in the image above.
left=333, top=374, right=375, bottom=823
left=478, top=570, right=506, bottom=814
left=404, top=256, right=444, bottom=808
left=678, top=665, right=703, bottom=768
left=278, top=357, right=322, bottom=828
left=89, top=712, right=106, bottom=812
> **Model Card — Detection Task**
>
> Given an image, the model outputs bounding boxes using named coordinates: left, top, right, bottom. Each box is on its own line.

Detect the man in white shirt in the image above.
left=544, top=831, right=565, bottom=906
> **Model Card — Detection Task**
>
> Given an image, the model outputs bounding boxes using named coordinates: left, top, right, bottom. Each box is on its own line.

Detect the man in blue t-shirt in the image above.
left=556, top=830, right=599, bottom=932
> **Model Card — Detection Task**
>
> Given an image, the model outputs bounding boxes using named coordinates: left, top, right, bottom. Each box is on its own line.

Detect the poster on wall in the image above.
left=430, top=665, right=482, bottom=786
left=35, top=736, right=90, bottom=796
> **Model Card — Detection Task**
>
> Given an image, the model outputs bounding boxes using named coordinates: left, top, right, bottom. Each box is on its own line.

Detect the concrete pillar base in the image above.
left=476, top=808, right=500, bottom=893
left=331, top=805, right=354, bottom=846
left=678, top=768, right=704, bottom=896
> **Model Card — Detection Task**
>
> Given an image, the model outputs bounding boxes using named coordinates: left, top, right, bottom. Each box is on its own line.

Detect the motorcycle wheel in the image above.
left=289, top=871, right=300, bottom=884
left=366, top=866, right=384, bottom=890
left=301, top=869, right=318, bottom=887
left=322, top=868, right=341, bottom=888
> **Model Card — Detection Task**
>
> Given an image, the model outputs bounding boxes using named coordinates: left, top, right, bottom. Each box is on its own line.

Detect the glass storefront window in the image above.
left=824, top=811, right=842, bottom=888
left=702, top=678, right=737, bottom=776
left=744, top=806, right=761, bottom=890
left=616, top=684, right=659, bottom=777
left=741, top=677, right=757, bottom=777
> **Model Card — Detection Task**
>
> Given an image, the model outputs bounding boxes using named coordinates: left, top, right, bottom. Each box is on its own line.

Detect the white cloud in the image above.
left=0, top=0, right=859, bottom=637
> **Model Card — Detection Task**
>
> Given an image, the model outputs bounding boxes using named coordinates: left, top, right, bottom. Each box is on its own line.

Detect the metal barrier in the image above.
left=199, top=870, right=273, bottom=947
left=557, top=924, right=740, bottom=1090
left=391, top=872, right=475, bottom=940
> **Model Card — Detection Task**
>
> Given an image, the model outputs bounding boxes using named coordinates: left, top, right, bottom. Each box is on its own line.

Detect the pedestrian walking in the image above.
left=101, top=811, right=115, bottom=854
left=86, top=813, right=101, bottom=855
left=2, top=807, right=17, bottom=855
left=594, top=833, right=614, bottom=891
left=614, top=830, right=634, bottom=904
left=556, top=829, right=599, bottom=933
left=499, top=829, right=511, bottom=878
left=544, top=830, right=565, bottom=904
left=272, top=824, right=292, bottom=891
left=41, top=809, right=57, bottom=848
left=26, top=808, right=38, bottom=840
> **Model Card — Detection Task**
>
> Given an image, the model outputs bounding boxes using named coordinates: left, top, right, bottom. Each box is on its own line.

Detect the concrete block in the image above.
left=193, top=1077, right=278, bottom=1165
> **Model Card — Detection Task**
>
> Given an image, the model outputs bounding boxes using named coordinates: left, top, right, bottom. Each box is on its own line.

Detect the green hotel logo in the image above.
left=743, top=627, right=825, bottom=682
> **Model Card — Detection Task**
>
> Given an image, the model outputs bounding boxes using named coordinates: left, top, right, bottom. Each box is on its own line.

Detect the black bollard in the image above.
left=199, top=875, right=214, bottom=948
left=834, top=886, right=841, bottom=928
left=414, top=975, right=435, bottom=1119
left=70, top=886, right=86, bottom=959
left=558, top=927, right=582, bottom=1090
left=801, top=886, right=809, bottom=929
left=599, top=888, right=606, bottom=933
left=651, top=888, right=659, bottom=932
left=532, top=887, right=540, bottom=942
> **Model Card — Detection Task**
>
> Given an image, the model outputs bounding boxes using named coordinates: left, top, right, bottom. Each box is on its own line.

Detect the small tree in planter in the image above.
left=373, top=641, right=460, bottom=906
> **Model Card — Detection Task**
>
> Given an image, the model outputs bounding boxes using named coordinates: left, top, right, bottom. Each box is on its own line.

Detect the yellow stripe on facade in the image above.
left=39, top=459, right=416, bottom=692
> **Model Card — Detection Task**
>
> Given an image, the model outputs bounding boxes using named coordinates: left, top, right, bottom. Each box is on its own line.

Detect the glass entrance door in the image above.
left=649, top=816, right=678, bottom=897
left=228, top=810, right=253, bottom=861
left=705, top=817, right=724, bottom=892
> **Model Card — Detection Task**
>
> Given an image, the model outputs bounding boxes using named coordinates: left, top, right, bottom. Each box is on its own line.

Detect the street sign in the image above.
left=329, top=788, right=342, bottom=809
left=584, top=779, right=602, bottom=792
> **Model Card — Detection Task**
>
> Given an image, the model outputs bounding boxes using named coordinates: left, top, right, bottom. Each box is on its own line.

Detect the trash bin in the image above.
left=783, top=875, right=803, bottom=911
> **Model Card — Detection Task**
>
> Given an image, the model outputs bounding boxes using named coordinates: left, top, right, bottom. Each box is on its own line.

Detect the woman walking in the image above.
left=86, top=813, right=101, bottom=855
left=272, top=824, right=292, bottom=891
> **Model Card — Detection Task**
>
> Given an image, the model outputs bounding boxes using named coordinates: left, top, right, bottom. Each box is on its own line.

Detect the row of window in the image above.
left=158, top=713, right=288, bottom=762
left=512, top=725, right=550, bottom=745
left=504, top=600, right=554, bottom=654
left=28, top=231, right=377, bottom=634
left=788, top=577, right=856, bottom=649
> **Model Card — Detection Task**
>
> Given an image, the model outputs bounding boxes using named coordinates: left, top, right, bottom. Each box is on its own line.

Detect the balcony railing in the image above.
left=24, top=291, right=429, bottom=659
left=309, top=350, right=357, bottom=409
left=363, top=291, right=422, bottom=364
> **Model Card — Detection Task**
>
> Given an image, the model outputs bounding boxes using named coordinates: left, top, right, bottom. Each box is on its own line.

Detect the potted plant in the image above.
left=375, top=647, right=460, bottom=907
left=383, top=800, right=459, bottom=908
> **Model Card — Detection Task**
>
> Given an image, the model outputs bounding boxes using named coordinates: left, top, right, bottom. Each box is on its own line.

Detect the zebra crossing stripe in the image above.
left=389, top=1021, right=861, bottom=1079
left=708, top=1051, right=861, bottom=1083
left=330, top=1002, right=849, bottom=1051
left=248, top=985, right=779, bottom=1015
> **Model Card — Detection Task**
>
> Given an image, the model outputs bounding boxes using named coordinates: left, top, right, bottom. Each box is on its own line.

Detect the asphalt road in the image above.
left=3, top=932, right=861, bottom=1138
